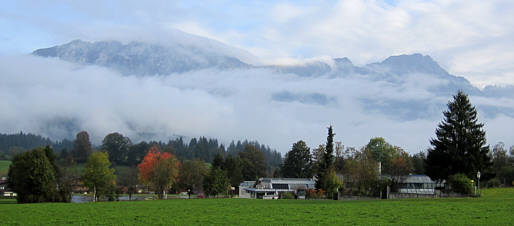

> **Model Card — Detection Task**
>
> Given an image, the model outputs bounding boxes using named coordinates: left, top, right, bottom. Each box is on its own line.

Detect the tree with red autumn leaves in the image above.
left=137, top=146, right=179, bottom=199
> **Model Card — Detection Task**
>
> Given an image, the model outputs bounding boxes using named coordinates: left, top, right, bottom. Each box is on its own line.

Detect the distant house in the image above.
left=239, top=178, right=316, bottom=199
left=0, top=176, right=16, bottom=197
left=0, top=177, right=7, bottom=192
left=393, top=174, right=445, bottom=195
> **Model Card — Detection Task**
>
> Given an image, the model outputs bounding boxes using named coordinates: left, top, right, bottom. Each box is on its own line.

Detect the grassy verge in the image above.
left=0, top=188, right=512, bottom=225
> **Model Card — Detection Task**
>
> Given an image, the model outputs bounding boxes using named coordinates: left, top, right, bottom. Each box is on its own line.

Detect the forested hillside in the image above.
left=0, top=132, right=73, bottom=158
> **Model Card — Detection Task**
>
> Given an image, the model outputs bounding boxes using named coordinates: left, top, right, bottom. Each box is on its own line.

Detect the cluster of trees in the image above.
left=276, top=91, right=512, bottom=196
left=8, top=145, right=118, bottom=203
left=203, top=144, right=268, bottom=196
left=6, top=129, right=277, bottom=202
left=7, top=141, right=273, bottom=202
left=277, top=134, right=417, bottom=196
left=55, top=132, right=281, bottom=172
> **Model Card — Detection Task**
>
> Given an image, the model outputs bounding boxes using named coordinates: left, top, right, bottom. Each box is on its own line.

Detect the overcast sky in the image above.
left=1, top=0, right=513, bottom=153
left=2, top=0, right=513, bottom=87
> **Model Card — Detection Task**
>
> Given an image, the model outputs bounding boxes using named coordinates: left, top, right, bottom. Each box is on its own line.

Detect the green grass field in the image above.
left=1, top=188, right=513, bottom=225
left=0, top=160, right=11, bottom=177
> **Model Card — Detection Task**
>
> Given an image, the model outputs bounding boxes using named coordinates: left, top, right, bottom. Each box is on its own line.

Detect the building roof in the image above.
left=398, top=175, right=435, bottom=183
left=259, top=178, right=315, bottom=184
left=244, top=188, right=291, bottom=192
left=239, top=181, right=255, bottom=187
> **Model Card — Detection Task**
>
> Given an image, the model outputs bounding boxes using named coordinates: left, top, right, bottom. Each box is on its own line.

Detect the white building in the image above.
left=239, top=178, right=316, bottom=199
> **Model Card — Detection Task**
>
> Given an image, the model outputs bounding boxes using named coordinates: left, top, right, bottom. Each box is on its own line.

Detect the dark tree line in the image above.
left=104, top=136, right=282, bottom=173
left=0, top=132, right=73, bottom=159
left=0, top=131, right=282, bottom=173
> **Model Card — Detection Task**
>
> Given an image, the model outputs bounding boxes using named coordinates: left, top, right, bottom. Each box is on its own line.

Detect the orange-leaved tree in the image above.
left=137, top=146, right=179, bottom=199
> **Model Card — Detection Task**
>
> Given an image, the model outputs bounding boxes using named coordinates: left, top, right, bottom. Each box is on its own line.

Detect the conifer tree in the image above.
left=316, top=126, right=335, bottom=190
left=426, top=91, right=491, bottom=181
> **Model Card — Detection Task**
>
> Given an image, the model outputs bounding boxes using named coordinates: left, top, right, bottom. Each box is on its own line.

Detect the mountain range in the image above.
left=32, top=40, right=478, bottom=94
left=32, top=38, right=514, bottom=121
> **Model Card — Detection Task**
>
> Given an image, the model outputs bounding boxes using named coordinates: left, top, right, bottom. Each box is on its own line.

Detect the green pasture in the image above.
left=0, top=160, right=11, bottom=177
left=1, top=188, right=513, bottom=225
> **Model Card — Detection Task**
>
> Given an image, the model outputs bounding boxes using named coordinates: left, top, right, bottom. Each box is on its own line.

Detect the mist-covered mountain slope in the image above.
left=33, top=40, right=250, bottom=75
left=32, top=39, right=474, bottom=94
left=31, top=39, right=510, bottom=121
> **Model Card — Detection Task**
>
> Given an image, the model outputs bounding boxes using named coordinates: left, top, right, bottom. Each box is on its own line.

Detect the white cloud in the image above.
left=1, top=55, right=512, bottom=154
left=2, top=0, right=514, bottom=153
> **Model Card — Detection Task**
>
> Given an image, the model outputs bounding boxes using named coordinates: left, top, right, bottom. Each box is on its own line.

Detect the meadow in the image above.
left=1, top=188, right=513, bottom=225
left=0, top=160, right=10, bottom=177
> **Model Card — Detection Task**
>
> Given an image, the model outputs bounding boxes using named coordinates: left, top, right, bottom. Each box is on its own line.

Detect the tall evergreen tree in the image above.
left=316, top=126, right=336, bottom=190
left=281, top=140, right=312, bottom=178
left=212, top=152, right=225, bottom=170
left=325, top=126, right=335, bottom=170
left=426, top=91, right=492, bottom=181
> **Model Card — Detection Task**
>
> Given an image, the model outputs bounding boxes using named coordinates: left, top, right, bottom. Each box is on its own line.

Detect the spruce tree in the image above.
left=425, top=91, right=491, bottom=181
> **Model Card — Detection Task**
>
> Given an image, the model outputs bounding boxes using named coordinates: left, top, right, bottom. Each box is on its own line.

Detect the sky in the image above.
left=1, top=0, right=513, bottom=153
left=2, top=0, right=514, bottom=87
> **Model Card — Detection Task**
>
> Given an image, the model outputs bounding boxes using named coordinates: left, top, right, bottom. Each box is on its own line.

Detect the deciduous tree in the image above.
left=137, top=146, right=179, bottom=199
left=281, top=140, right=312, bottom=178
left=72, top=131, right=92, bottom=163
left=177, top=159, right=208, bottom=194
left=8, top=147, right=56, bottom=203
left=82, top=152, right=116, bottom=202
left=102, top=132, right=132, bottom=165
left=365, top=137, right=401, bottom=175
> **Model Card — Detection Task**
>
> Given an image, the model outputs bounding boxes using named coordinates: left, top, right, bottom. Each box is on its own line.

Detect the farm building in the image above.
left=239, top=178, right=316, bottom=199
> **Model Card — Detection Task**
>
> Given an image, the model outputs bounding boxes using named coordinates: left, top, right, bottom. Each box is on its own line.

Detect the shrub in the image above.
left=306, top=189, right=325, bottom=199
left=448, top=174, right=473, bottom=195
left=486, top=178, right=501, bottom=188
left=280, top=192, right=294, bottom=199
